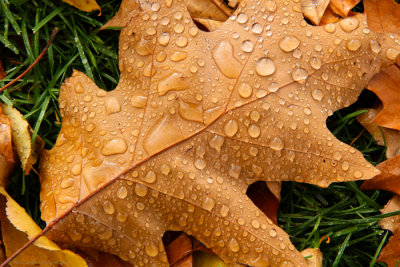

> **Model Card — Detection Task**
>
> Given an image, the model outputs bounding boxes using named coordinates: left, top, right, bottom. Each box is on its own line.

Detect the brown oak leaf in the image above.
left=33, top=0, right=400, bottom=266
left=364, top=0, right=400, bottom=34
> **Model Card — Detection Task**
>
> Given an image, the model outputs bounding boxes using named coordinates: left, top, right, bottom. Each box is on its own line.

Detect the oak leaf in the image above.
left=366, top=65, right=400, bottom=130
left=34, top=0, right=400, bottom=266
left=364, top=0, right=400, bottom=34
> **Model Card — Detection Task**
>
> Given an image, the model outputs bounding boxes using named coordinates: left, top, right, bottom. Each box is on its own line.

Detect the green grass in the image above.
left=0, top=0, right=397, bottom=266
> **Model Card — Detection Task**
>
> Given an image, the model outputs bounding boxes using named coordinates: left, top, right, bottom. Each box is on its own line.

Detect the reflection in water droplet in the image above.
left=269, top=137, right=284, bottom=151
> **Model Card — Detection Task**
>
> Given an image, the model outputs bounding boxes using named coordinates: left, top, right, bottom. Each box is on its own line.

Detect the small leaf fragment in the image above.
left=61, top=0, right=100, bottom=13
left=301, top=248, right=323, bottom=267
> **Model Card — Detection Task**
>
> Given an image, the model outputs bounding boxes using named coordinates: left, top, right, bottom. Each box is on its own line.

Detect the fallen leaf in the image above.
left=366, top=65, right=400, bottom=130
left=0, top=61, right=5, bottom=80
left=0, top=105, right=15, bottom=185
left=184, top=0, right=232, bottom=21
left=0, top=103, right=44, bottom=174
left=364, top=0, right=400, bottom=34
left=357, top=108, right=400, bottom=159
left=301, top=0, right=331, bottom=25
left=379, top=195, right=400, bottom=235
left=300, top=248, right=323, bottom=267
left=329, top=0, right=360, bottom=17
left=0, top=188, right=86, bottom=266
left=33, top=0, right=400, bottom=265
left=61, top=0, right=100, bottom=13
left=361, top=156, right=400, bottom=194
left=319, top=6, right=340, bottom=25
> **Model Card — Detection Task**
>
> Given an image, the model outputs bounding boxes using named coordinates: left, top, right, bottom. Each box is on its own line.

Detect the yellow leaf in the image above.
left=61, top=0, right=100, bottom=12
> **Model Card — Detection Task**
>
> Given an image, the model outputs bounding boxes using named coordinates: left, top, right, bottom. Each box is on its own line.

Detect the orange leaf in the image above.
left=61, top=0, right=100, bottom=13
left=367, top=65, right=400, bottom=130
left=361, top=156, right=400, bottom=194
left=329, top=0, right=360, bottom=17
left=364, top=0, right=400, bottom=34
left=377, top=231, right=400, bottom=267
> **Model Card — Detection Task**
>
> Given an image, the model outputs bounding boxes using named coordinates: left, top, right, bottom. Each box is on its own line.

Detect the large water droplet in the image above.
left=224, top=119, right=239, bottom=137
left=339, top=17, right=359, bottom=33
left=158, top=72, right=189, bottom=96
left=248, top=124, right=261, bottom=138
left=143, top=170, right=157, bottom=184
left=145, top=242, right=159, bottom=257
left=237, top=13, right=249, bottom=24
left=209, top=135, right=225, bottom=152
left=369, top=40, right=381, bottom=54
left=310, top=57, right=322, bottom=70
left=346, top=39, right=361, bottom=51
left=279, top=36, right=300, bottom=52
left=102, top=200, right=115, bottom=215
left=241, top=40, right=254, bottom=52
left=202, top=197, right=215, bottom=211
left=105, top=96, right=121, bottom=114
left=311, top=89, right=324, bottom=101
left=158, top=32, right=170, bottom=46
left=238, top=83, right=253, bottom=98
left=269, top=137, right=284, bottom=151
left=229, top=238, right=240, bottom=252
left=178, top=100, right=203, bottom=123
left=291, top=68, right=307, bottom=83
left=212, top=41, right=242, bottom=79
left=256, top=57, right=276, bottom=76
left=117, top=186, right=128, bottom=199
left=101, top=138, right=128, bottom=156
left=251, top=23, right=263, bottom=34
left=135, top=183, right=148, bottom=197
left=194, top=159, right=207, bottom=170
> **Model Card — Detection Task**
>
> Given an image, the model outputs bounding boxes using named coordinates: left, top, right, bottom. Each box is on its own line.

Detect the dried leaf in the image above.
left=36, top=0, right=400, bottom=265
left=0, top=105, right=15, bottom=186
left=193, top=18, right=224, bottom=32
left=0, top=61, right=5, bottom=80
left=364, top=0, right=400, bottom=34
left=0, top=188, right=87, bottom=266
left=193, top=251, right=228, bottom=267
left=61, top=0, right=100, bottom=13
left=0, top=103, right=44, bottom=174
left=301, top=0, right=330, bottom=25
left=329, top=0, right=360, bottom=17
left=300, top=248, right=323, bottom=267
left=379, top=195, right=400, bottom=234
left=357, top=108, right=400, bottom=159
left=319, top=6, right=340, bottom=25
left=378, top=231, right=400, bottom=267
left=361, top=156, right=400, bottom=194
left=366, top=65, right=400, bottom=130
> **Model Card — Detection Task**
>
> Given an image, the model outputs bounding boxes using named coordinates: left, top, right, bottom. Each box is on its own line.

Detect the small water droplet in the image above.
left=340, top=17, right=359, bottom=32
left=101, top=138, right=127, bottom=156
left=346, top=39, right=361, bottom=52
left=248, top=124, right=261, bottom=138
left=229, top=238, right=240, bottom=252
left=237, top=13, right=248, bottom=24
left=291, top=68, right=307, bottom=82
left=241, top=40, right=254, bottom=52
left=134, top=183, right=148, bottom=197
left=117, top=186, right=128, bottom=199
left=252, top=23, right=263, bottom=34
left=194, top=159, right=207, bottom=170
left=310, top=57, right=322, bottom=70
left=143, top=170, right=157, bottom=183
left=145, top=242, right=159, bottom=257
left=220, top=205, right=229, bottom=217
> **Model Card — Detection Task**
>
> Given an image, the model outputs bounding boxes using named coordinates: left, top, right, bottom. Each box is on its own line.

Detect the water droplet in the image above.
left=386, top=48, right=400, bottom=61
left=160, top=164, right=171, bottom=175
left=68, top=230, right=82, bottom=241
left=195, top=159, right=207, bottom=170
left=291, top=68, right=307, bottom=82
left=220, top=205, right=229, bottom=217
left=339, top=17, right=359, bottom=33
left=101, top=138, right=127, bottom=156
left=212, top=41, right=242, bottom=79
left=209, top=135, right=224, bottom=152
left=145, top=242, right=159, bottom=257
left=269, top=229, right=277, bottom=237
left=131, top=95, right=147, bottom=109
left=135, top=183, right=148, bottom=197
left=252, top=23, right=263, bottom=34
left=256, top=57, right=276, bottom=76
left=173, top=23, right=184, bottom=34
left=178, top=100, right=203, bottom=122
left=238, top=83, right=253, bottom=98
left=143, top=170, right=157, bottom=184
left=102, top=200, right=115, bottom=215
left=229, top=163, right=241, bottom=179
left=241, top=40, right=254, bottom=52
left=143, top=115, right=184, bottom=155
left=202, top=197, right=215, bottom=211
left=117, top=186, right=128, bottom=199
left=268, top=82, right=279, bottom=92
left=354, top=170, right=362, bottom=178
left=158, top=32, right=170, bottom=46
left=369, top=40, right=381, bottom=54
left=105, top=96, right=121, bottom=114
left=279, top=36, right=300, bottom=52
left=250, top=110, right=260, bottom=121
left=229, top=238, right=240, bottom=252
left=176, top=37, right=188, bottom=47
left=252, top=219, right=260, bottom=228
left=324, top=23, right=336, bottom=33
left=311, top=89, right=324, bottom=101
left=158, top=72, right=189, bottom=96
left=342, top=161, right=350, bottom=171
left=269, top=137, right=284, bottom=151
left=333, top=152, right=342, bottom=161
left=237, top=13, right=248, bottom=24
left=310, top=57, right=322, bottom=70
left=60, top=178, right=74, bottom=189
left=248, top=125, right=261, bottom=138
left=151, top=2, right=160, bottom=11
left=170, top=51, right=187, bottom=62
left=346, top=39, right=361, bottom=51
left=224, top=119, right=239, bottom=137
